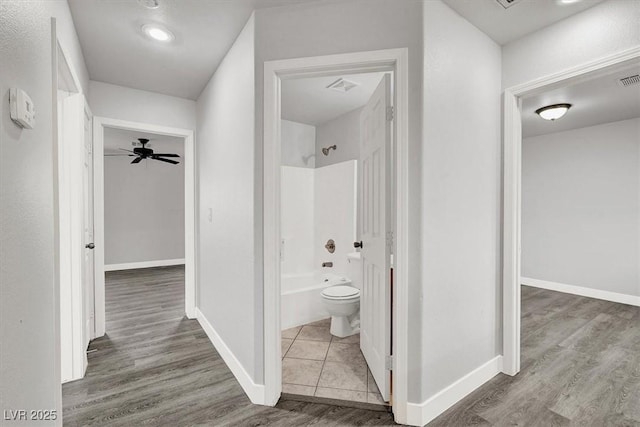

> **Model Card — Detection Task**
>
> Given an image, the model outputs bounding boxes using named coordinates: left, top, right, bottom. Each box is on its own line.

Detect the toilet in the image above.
left=321, top=276, right=360, bottom=338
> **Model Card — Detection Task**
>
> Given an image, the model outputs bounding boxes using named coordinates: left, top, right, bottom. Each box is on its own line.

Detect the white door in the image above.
left=359, top=74, right=392, bottom=402
left=82, top=102, right=95, bottom=345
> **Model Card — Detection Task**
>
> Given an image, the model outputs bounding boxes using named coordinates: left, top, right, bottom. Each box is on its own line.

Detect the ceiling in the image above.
left=441, top=0, right=605, bottom=45
left=522, top=63, right=640, bottom=138
left=104, top=127, right=184, bottom=155
left=68, top=0, right=323, bottom=100
left=282, top=72, right=387, bottom=126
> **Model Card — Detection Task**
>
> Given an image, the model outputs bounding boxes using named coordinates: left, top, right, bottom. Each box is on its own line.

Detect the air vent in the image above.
left=496, top=0, right=523, bottom=9
left=618, top=74, right=640, bottom=87
left=326, top=78, right=359, bottom=93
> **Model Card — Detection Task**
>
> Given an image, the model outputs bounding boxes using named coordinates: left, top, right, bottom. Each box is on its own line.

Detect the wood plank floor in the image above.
left=62, top=266, right=395, bottom=426
left=429, top=285, right=640, bottom=426
left=63, top=268, right=639, bottom=426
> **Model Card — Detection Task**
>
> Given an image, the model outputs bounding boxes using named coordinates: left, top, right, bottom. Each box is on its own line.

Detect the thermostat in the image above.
left=9, top=88, right=35, bottom=129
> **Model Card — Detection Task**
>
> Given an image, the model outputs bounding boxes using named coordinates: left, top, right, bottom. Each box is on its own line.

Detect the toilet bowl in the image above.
left=321, top=279, right=360, bottom=338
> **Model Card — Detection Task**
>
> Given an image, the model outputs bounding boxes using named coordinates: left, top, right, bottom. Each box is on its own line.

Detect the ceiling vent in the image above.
left=496, top=0, right=523, bottom=9
left=617, top=74, right=640, bottom=87
left=326, top=78, right=359, bottom=93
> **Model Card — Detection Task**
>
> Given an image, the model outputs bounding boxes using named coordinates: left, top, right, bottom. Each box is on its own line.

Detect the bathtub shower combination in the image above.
left=280, top=160, right=362, bottom=337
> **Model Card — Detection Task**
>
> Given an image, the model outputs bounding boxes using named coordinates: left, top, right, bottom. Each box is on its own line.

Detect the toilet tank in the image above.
left=346, top=252, right=363, bottom=290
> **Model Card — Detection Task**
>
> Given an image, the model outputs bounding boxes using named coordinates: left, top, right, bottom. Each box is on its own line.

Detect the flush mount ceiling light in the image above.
left=535, top=103, right=572, bottom=121
left=326, top=78, right=359, bottom=93
left=142, top=24, right=174, bottom=42
left=559, top=0, right=582, bottom=4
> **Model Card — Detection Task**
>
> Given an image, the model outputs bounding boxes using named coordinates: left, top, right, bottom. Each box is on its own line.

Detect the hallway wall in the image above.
left=0, top=0, right=89, bottom=419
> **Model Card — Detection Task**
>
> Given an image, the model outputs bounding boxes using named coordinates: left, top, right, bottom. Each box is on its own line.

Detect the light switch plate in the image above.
left=9, top=88, right=35, bottom=129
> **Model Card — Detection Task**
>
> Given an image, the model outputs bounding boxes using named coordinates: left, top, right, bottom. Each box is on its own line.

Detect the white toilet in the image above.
left=321, top=280, right=360, bottom=337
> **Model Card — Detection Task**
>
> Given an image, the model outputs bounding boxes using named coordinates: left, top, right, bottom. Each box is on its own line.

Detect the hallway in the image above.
left=61, top=266, right=395, bottom=426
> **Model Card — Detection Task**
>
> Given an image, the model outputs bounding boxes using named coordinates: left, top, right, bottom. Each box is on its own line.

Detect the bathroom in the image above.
left=280, top=71, right=391, bottom=406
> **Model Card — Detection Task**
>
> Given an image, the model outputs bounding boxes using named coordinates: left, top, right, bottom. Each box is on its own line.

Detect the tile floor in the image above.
left=281, top=318, right=388, bottom=406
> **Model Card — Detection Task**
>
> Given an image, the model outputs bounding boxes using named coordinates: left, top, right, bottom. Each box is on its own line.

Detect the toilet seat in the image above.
left=321, top=285, right=360, bottom=300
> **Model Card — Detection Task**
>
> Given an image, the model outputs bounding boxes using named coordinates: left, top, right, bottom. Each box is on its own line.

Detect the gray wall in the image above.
left=281, top=119, right=315, bottom=168
left=196, top=14, right=259, bottom=380
left=104, top=134, right=185, bottom=266
left=0, top=0, right=89, bottom=419
left=421, top=0, right=502, bottom=401
left=522, top=118, right=640, bottom=296
left=315, top=107, right=361, bottom=168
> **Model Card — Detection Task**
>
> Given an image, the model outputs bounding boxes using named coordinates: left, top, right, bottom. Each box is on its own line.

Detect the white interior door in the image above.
left=359, top=74, right=392, bottom=402
left=82, top=103, right=95, bottom=345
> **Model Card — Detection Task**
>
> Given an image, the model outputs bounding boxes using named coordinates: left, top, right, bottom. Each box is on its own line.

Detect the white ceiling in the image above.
left=282, top=72, right=387, bottom=126
left=104, top=127, right=184, bottom=155
left=441, top=0, right=605, bottom=45
left=522, top=63, right=640, bottom=138
left=68, top=0, right=322, bottom=100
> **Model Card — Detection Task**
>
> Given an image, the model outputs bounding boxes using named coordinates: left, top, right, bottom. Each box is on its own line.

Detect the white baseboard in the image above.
left=104, top=258, right=185, bottom=271
left=522, top=277, right=640, bottom=307
left=406, top=356, right=503, bottom=426
left=195, top=308, right=265, bottom=404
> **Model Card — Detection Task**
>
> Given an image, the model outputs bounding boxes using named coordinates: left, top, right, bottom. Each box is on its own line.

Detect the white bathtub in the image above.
left=281, top=272, right=347, bottom=330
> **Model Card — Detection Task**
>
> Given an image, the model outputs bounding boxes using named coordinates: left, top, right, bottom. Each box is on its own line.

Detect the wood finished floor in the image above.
left=62, top=268, right=639, bottom=426
left=429, top=285, right=640, bottom=426
left=61, top=266, right=395, bottom=426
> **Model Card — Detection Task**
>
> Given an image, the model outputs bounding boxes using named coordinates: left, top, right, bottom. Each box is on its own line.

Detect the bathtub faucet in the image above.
left=322, top=262, right=333, bottom=268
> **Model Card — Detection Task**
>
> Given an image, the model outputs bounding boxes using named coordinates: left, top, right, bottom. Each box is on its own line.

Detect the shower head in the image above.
left=322, top=145, right=337, bottom=156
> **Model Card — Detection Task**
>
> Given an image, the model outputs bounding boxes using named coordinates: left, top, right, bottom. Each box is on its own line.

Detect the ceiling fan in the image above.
left=105, top=138, right=180, bottom=164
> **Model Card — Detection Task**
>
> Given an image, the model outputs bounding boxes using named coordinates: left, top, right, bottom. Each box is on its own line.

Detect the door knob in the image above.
left=353, top=241, right=363, bottom=248
left=86, top=243, right=95, bottom=249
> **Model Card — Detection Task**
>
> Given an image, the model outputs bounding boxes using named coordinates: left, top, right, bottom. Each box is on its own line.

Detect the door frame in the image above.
left=501, top=46, right=640, bottom=375
left=93, top=117, right=197, bottom=337
left=263, top=48, right=410, bottom=423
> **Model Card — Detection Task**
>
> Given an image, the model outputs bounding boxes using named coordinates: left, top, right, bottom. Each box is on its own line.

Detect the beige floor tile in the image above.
left=367, top=368, right=380, bottom=393
left=307, top=318, right=331, bottom=327
left=326, top=342, right=366, bottom=365
left=281, top=338, right=293, bottom=357
left=282, top=383, right=316, bottom=396
left=331, top=332, right=360, bottom=344
left=282, top=326, right=302, bottom=339
left=315, top=387, right=367, bottom=403
left=317, top=360, right=367, bottom=391
left=298, top=325, right=332, bottom=342
left=286, top=340, right=330, bottom=360
left=367, top=392, right=387, bottom=405
left=282, top=358, right=323, bottom=386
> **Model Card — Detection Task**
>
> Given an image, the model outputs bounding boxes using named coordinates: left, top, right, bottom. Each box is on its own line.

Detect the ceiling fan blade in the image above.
left=152, top=156, right=179, bottom=165
left=119, top=148, right=136, bottom=153
left=151, top=153, right=180, bottom=157
left=105, top=154, right=134, bottom=156
left=131, top=157, right=143, bottom=164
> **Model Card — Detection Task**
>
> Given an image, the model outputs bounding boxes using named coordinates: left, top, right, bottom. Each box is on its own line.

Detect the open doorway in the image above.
left=279, top=71, right=392, bottom=407
left=262, top=49, right=411, bottom=422
left=502, top=49, right=640, bottom=381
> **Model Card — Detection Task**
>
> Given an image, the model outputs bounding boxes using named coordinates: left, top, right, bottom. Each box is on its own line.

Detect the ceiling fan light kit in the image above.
left=107, top=138, right=181, bottom=165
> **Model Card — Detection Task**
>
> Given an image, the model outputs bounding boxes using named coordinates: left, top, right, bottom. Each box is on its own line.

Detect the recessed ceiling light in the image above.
left=558, top=0, right=582, bottom=4
left=535, top=103, right=572, bottom=121
left=142, top=24, right=174, bottom=42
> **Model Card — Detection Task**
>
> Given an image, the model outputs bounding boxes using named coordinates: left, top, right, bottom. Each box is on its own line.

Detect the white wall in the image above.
left=0, top=0, right=88, bottom=420
left=314, top=161, right=357, bottom=278
left=502, top=0, right=640, bottom=89
left=522, top=118, right=640, bottom=297
left=281, top=166, right=315, bottom=275
left=254, top=0, right=424, bottom=392
left=281, top=119, right=315, bottom=168
left=421, top=0, right=502, bottom=402
left=88, top=80, right=196, bottom=130
left=315, top=107, right=362, bottom=168
left=196, top=14, right=259, bottom=380
left=104, top=135, right=185, bottom=266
